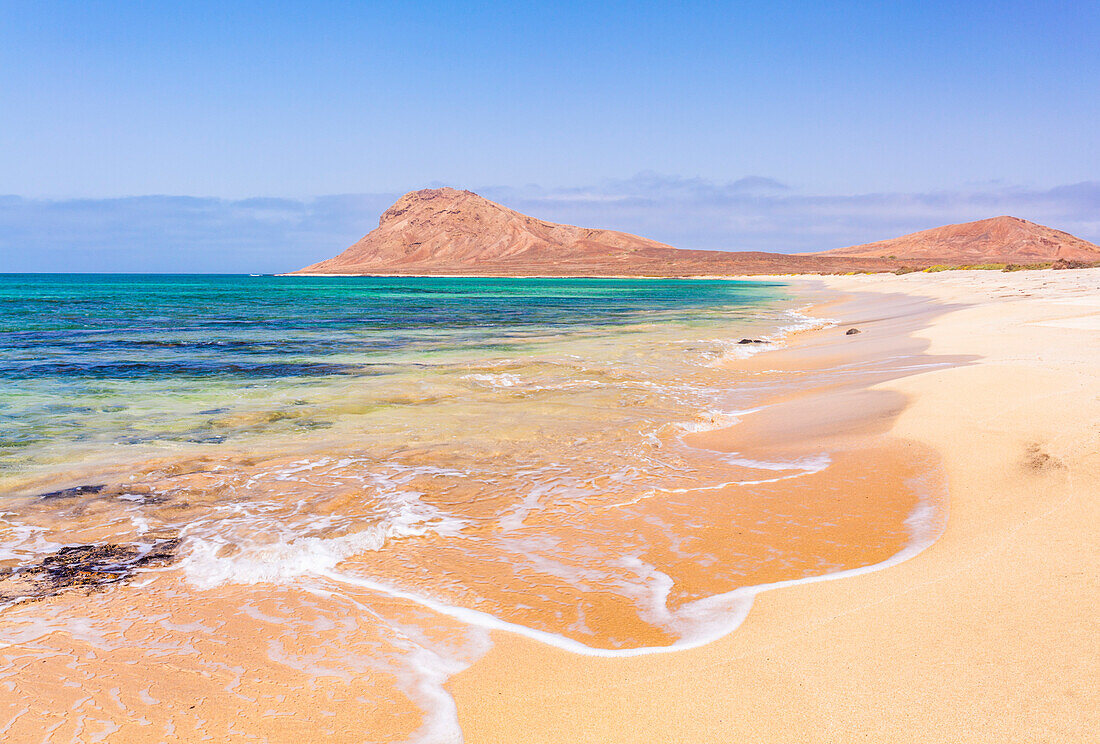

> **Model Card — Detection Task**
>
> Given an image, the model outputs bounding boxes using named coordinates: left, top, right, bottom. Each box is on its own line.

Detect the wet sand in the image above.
left=0, top=277, right=962, bottom=742
left=450, top=269, right=1100, bottom=743
left=3, top=270, right=1094, bottom=740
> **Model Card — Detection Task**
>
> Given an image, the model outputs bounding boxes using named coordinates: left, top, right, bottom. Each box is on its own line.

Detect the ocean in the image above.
left=0, top=274, right=933, bottom=741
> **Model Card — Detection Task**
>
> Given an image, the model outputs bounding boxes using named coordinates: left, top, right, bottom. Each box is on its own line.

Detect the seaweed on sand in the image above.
left=0, top=539, right=180, bottom=605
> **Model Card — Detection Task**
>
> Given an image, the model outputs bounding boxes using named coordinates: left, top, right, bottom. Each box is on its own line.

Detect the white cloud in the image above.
left=481, top=177, right=1100, bottom=253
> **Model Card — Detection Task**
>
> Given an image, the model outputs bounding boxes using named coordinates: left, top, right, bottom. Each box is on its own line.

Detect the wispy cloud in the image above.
left=482, top=175, right=1100, bottom=254
left=2, top=176, right=1098, bottom=272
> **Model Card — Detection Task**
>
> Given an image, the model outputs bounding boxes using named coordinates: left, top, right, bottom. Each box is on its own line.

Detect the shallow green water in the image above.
left=0, top=274, right=790, bottom=491
left=1, top=273, right=944, bottom=743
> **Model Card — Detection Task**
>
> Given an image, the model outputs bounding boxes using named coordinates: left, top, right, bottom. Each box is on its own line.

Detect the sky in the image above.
left=1, top=0, right=1098, bottom=271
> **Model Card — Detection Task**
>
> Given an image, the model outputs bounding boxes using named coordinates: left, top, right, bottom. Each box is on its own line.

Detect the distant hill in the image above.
left=292, top=188, right=899, bottom=276
left=813, top=216, right=1100, bottom=264
left=293, top=189, right=1098, bottom=276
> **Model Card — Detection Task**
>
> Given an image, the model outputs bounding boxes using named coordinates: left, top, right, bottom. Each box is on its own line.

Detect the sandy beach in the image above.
left=1, top=270, right=1096, bottom=742
left=9, top=3, right=1100, bottom=741
left=450, top=268, right=1100, bottom=743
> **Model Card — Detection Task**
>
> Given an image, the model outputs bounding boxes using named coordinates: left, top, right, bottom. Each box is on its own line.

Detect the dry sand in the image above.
left=449, top=268, right=1100, bottom=743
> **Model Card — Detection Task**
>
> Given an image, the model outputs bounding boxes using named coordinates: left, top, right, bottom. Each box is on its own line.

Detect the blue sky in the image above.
left=2, top=1, right=1098, bottom=271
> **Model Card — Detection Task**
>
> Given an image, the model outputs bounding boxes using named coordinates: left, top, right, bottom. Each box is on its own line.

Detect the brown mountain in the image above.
left=814, top=216, right=1100, bottom=263
left=293, top=188, right=899, bottom=276
left=293, top=189, right=1098, bottom=276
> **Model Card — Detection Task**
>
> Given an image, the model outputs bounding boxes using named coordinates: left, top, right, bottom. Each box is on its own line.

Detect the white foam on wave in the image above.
left=319, top=486, right=943, bottom=659
left=398, top=645, right=474, bottom=744
left=691, top=305, right=836, bottom=368
left=180, top=463, right=468, bottom=590
left=0, top=513, right=63, bottom=562
left=462, top=372, right=523, bottom=388
left=702, top=339, right=778, bottom=365
left=779, top=305, right=838, bottom=334
left=181, top=515, right=458, bottom=591
left=675, top=407, right=761, bottom=435
left=304, top=583, right=493, bottom=744
left=593, top=452, right=831, bottom=510
left=720, top=452, right=832, bottom=473
left=464, top=371, right=612, bottom=394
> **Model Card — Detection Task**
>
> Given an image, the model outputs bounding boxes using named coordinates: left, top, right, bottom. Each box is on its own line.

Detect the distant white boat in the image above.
left=249, top=273, right=262, bottom=277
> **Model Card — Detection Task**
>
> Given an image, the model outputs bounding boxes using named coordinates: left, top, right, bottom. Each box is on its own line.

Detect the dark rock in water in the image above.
left=0, top=538, right=181, bottom=604
left=37, top=545, right=139, bottom=588
left=737, top=338, right=766, bottom=344
left=39, top=484, right=106, bottom=500
left=846, top=328, right=861, bottom=335
left=134, top=538, right=181, bottom=567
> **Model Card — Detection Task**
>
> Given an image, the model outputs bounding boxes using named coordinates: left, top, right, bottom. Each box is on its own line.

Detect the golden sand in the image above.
left=450, top=269, right=1100, bottom=743
left=5, top=270, right=1095, bottom=741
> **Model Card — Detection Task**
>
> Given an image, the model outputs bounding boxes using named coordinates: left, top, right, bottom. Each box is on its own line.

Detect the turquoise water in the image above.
left=2, top=273, right=939, bottom=742
left=3, top=273, right=864, bottom=741
left=0, top=274, right=786, bottom=370
left=0, top=274, right=789, bottom=492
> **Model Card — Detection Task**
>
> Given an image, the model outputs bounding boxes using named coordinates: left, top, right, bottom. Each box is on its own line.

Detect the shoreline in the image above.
left=278, top=272, right=795, bottom=279
left=449, top=268, right=1100, bottom=743
left=2, top=276, right=932, bottom=742
left=314, top=286, right=954, bottom=660
left=2, top=270, right=1095, bottom=741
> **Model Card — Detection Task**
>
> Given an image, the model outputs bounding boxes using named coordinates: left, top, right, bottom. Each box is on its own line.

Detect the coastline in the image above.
left=2, top=270, right=1095, bottom=741
left=278, top=272, right=794, bottom=279
left=449, top=268, right=1100, bottom=742
left=4, top=275, right=920, bottom=741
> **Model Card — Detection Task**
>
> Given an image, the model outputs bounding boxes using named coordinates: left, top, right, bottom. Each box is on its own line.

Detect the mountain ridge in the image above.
left=294, top=188, right=1099, bottom=276
left=812, top=215, right=1100, bottom=263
